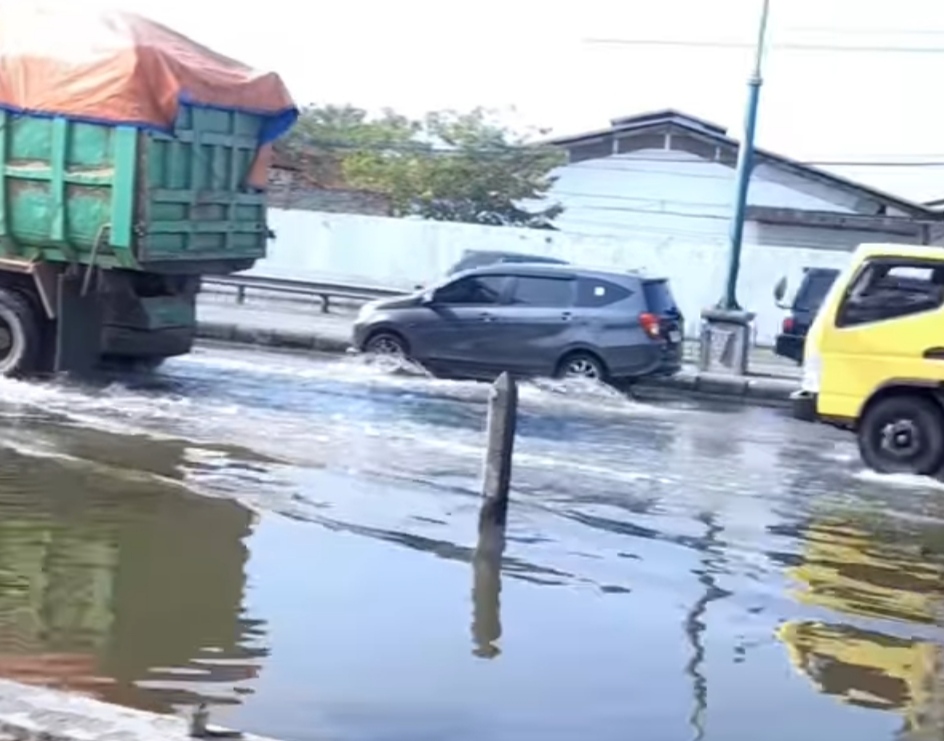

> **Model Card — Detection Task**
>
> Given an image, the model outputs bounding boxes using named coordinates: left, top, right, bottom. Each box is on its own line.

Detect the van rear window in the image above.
left=642, top=280, right=678, bottom=315
left=794, top=272, right=837, bottom=311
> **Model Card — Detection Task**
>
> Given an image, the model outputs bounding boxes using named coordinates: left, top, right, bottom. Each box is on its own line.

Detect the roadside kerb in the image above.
left=0, top=678, right=276, bottom=741
left=198, top=321, right=350, bottom=354
left=630, top=370, right=797, bottom=407
left=195, top=320, right=799, bottom=405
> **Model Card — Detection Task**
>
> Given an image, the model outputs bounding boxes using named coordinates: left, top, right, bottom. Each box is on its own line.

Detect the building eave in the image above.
left=746, top=206, right=932, bottom=238
left=545, top=113, right=940, bottom=219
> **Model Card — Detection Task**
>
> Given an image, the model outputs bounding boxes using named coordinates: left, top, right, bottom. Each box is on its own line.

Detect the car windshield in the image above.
left=642, top=279, right=679, bottom=316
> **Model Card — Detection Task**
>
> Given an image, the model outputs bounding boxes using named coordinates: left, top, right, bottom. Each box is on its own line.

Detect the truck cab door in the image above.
left=821, top=259, right=944, bottom=417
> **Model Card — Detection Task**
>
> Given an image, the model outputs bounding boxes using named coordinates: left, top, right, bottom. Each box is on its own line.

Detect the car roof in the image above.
left=464, top=262, right=667, bottom=283
left=461, top=250, right=566, bottom=262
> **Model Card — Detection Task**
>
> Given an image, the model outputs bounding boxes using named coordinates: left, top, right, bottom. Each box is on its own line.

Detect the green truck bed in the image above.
left=0, top=104, right=269, bottom=273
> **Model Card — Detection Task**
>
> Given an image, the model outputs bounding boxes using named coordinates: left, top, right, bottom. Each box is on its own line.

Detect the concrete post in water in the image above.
left=480, top=371, right=518, bottom=528
left=470, top=371, right=517, bottom=658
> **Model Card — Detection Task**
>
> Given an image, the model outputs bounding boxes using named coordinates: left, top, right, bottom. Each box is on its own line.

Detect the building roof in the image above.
left=546, top=109, right=938, bottom=218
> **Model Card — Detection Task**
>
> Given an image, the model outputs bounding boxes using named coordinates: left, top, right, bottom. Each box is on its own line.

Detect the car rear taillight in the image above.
left=638, top=312, right=661, bottom=340
left=782, top=317, right=795, bottom=334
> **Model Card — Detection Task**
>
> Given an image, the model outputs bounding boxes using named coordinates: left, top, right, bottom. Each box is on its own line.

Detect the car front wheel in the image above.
left=857, top=394, right=944, bottom=475
left=364, top=331, right=409, bottom=358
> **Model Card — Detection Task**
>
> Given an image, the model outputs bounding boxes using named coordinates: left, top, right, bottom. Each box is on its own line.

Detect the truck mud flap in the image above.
left=54, top=275, right=103, bottom=374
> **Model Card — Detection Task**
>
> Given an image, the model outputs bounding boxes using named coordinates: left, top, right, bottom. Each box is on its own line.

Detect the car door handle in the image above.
left=561, top=312, right=573, bottom=321
left=478, top=312, right=495, bottom=322
left=924, top=347, right=944, bottom=360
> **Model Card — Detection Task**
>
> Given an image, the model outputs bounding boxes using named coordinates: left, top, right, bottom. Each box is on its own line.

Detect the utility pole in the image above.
left=721, top=0, right=771, bottom=310
left=698, top=0, right=771, bottom=376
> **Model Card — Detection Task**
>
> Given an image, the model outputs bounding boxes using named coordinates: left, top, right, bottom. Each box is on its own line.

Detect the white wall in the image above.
left=251, top=207, right=908, bottom=346
left=546, top=149, right=865, bottom=245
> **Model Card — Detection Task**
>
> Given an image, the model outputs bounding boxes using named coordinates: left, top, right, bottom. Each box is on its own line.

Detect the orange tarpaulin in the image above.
left=0, top=3, right=297, bottom=142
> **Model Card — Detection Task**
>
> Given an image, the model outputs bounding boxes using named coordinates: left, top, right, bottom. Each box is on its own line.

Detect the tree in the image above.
left=278, top=104, right=565, bottom=228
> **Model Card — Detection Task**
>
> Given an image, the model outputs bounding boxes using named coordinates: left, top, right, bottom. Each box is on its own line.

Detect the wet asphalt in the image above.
left=0, top=343, right=940, bottom=741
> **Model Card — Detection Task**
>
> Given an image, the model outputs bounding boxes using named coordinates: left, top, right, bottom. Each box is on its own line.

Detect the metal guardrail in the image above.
left=201, top=274, right=407, bottom=313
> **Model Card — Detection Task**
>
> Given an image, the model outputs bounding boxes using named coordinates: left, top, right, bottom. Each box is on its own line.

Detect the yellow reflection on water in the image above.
left=778, top=518, right=944, bottom=735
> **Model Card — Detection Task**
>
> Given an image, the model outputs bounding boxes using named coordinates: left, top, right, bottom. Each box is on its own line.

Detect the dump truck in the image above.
left=0, top=4, right=297, bottom=376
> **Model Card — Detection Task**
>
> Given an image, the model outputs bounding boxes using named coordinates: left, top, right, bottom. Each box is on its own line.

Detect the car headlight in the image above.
left=800, top=351, right=821, bottom=394
left=356, top=301, right=378, bottom=322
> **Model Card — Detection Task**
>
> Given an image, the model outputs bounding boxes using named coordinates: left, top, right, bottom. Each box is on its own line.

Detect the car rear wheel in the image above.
left=0, top=288, right=42, bottom=377
left=857, top=394, right=944, bottom=475
left=557, top=352, right=606, bottom=382
left=365, top=331, right=409, bottom=358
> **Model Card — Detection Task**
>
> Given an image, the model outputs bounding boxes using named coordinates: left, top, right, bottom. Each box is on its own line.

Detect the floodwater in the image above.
left=0, top=344, right=940, bottom=741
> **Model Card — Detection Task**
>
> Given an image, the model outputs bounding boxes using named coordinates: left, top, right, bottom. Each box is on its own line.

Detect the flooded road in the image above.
left=0, top=344, right=941, bottom=741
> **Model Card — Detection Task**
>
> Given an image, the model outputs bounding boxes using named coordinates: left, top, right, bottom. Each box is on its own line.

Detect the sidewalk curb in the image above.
left=0, top=677, right=278, bottom=741
left=198, top=321, right=350, bottom=354
left=196, top=321, right=799, bottom=406
left=633, top=371, right=796, bottom=407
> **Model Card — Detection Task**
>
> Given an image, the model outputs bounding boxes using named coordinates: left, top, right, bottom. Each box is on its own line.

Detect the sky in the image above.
left=117, top=0, right=944, bottom=202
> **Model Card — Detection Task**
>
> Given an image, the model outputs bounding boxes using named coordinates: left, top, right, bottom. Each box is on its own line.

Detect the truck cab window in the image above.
left=837, top=261, right=944, bottom=328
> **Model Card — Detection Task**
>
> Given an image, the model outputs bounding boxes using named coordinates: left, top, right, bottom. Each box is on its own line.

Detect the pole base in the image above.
left=698, top=308, right=756, bottom=376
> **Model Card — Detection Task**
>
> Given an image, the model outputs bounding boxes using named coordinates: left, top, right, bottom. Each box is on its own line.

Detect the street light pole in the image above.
left=719, top=0, right=771, bottom=310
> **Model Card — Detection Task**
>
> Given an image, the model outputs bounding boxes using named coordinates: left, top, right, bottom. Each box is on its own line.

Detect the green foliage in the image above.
left=280, top=104, right=565, bottom=228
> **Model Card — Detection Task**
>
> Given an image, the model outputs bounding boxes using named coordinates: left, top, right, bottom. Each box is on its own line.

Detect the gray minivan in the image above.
left=352, top=263, right=683, bottom=382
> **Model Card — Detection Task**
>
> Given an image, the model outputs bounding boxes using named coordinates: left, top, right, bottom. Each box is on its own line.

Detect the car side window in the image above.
left=576, top=278, right=632, bottom=308
left=435, top=275, right=507, bottom=305
left=836, top=260, right=944, bottom=328
left=509, top=276, right=574, bottom=307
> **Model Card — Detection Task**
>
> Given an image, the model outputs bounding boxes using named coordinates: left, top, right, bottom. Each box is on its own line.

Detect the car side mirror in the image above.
left=773, top=276, right=790, bottom=309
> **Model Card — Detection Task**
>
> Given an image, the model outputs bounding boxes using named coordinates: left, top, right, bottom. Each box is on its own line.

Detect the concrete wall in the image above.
left=250, top=208, right=917, bottom=346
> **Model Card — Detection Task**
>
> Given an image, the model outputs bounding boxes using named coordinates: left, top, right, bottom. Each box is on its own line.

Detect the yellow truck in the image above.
left=792, top=243, right=944, bottom=475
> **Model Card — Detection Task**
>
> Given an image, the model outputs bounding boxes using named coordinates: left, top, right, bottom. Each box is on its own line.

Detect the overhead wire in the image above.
left=583, top=37, right=944, bottom=54
left=784, top=26, right=944, bottom=37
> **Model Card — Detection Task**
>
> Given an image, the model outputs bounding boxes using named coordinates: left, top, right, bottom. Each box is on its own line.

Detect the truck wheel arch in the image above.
left=857, top=380, right=944, bottom=430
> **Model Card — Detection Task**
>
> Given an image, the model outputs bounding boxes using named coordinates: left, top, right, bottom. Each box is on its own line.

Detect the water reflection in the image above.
left=683, top=512, right=727, bottom=741
left=777, top=516, right=944, bottom=737
left=779, top=622, right=943, bottom=737
left=471, top=519, right=504, bottom=659
left=0, top=444, right=266, bottom=713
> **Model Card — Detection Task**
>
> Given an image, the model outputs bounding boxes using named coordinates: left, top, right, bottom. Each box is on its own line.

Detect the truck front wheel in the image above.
left=0, top=288, right=42, bottom=377
left=857, top=394, right=944, bottom=475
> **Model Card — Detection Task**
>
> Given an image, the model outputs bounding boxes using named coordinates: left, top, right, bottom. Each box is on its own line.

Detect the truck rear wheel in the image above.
left=857, top=394, right=944, bottom=475
left=0, top=288, right=42, bottom=377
